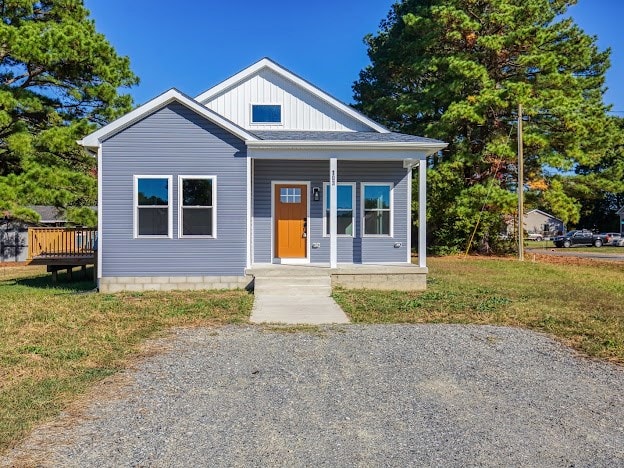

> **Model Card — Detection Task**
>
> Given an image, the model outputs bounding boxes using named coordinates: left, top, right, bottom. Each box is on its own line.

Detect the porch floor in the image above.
left=248, top=263, right=429, bottom=292
left=247, top=263, right=428, bottom=277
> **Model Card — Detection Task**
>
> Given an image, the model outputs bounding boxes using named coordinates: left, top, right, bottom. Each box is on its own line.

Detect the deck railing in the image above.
left=28, top=227, right=97, bottom=259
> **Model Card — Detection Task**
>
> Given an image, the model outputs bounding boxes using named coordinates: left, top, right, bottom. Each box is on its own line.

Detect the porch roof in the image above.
left=251, top=130, right=443, bottom=144
left=246, top=131, right=447, bottom=159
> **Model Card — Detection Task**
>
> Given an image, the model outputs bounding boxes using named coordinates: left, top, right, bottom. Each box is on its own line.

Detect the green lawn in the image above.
left=0, top=266, right=253, bottom=453
left=334, top=256, right=624, bottom=364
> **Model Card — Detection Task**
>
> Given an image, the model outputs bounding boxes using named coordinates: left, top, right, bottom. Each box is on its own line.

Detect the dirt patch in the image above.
left=0, top=262, right=27, bottom=268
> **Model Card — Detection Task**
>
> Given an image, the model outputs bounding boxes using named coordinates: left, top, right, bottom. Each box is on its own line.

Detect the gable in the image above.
left=79, top=89, right=256, bottom=149
left=104, top=102, right=247, bottom=155
left=198, top=63, right=381, bottom=132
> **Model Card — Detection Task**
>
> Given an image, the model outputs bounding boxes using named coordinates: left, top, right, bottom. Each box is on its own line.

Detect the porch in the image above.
left=249, top=158, right=428, bottom=274
left=247, top=263, right=428, bottom=291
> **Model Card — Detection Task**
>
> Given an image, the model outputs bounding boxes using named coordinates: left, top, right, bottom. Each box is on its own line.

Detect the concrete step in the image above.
left=253, top=276, right=331, bottom=296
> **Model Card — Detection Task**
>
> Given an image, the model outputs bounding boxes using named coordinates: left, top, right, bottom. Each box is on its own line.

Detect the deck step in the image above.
left=253, top=276, right=331, bottom=296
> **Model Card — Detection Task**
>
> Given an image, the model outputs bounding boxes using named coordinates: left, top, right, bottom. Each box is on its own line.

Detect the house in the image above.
left=506, top=209, right=565, bottom=240
left=1, top=206, right=68, bottom=263
left=617, top=207, right=624, bottom=235
left=78, top=58, right=447, bottom=293
left=523, top=209, right=565, bottom=238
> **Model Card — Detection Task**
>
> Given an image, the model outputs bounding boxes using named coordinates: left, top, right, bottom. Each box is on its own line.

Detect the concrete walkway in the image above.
left=250, top=274, right=349, bottom=325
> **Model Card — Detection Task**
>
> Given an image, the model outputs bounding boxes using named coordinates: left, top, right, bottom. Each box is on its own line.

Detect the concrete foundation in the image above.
left=331, top=272, right=427, bottom=291
left=99, top=275, right=253, bottom=293
left=248, top=264, right=428, bottom=292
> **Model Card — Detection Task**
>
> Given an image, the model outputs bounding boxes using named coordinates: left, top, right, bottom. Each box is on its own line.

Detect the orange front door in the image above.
left=274, top=184, right=307, bottom=258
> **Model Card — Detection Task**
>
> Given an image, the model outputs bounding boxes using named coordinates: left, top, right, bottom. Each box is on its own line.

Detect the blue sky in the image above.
left=85, top=1, right=624, bottom=113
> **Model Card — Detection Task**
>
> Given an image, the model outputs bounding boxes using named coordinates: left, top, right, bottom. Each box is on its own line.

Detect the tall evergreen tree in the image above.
left=0, top=0, right=138, bottom=225
left=354, top=0, right=622, bottom=251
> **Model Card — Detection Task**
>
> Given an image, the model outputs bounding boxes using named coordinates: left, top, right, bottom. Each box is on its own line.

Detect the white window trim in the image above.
left=249, top=103, right=283, bottom=126
left=322, top=182, right=356, bottom=238
left=133, top=175, right=173, bottom=239
left=361, top=182, right=394, bottom=238
left=178, top=175, right=217, bottom=239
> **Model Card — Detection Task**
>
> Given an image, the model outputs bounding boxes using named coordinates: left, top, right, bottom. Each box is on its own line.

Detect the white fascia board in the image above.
left=246, top=140, right=447, bottom=154
left=78, top=89, right=258, bottom=148
left=195, top=57, right=391, bottom=134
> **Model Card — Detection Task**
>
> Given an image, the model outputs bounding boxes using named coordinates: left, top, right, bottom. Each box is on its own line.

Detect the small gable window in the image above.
left=251, top=104, right=282, bottom=124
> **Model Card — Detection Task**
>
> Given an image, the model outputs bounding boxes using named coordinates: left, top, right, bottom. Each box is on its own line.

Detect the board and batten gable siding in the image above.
left=253, top=160, right=409, bottom=264
left=101, top=102, right=247, bottom=277
left=203, top=68, right=371, bottom=132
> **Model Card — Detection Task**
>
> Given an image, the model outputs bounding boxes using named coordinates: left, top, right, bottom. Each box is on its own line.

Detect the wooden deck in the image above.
left=27, top=228, right=97, bottom=281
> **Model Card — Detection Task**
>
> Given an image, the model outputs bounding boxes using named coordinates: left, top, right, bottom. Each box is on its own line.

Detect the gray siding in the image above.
left=253, top=160, right=409, bottom=264
left=0, top=222, right=28, bottom=263
left=101, top=103, right=247, bottom=277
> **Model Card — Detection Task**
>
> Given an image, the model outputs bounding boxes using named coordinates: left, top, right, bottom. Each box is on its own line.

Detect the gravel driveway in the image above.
left=4, top=324, right=624, bottom=467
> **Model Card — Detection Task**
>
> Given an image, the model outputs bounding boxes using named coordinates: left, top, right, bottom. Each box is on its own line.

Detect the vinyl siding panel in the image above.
left=101, top=103, right=247, bottom=277
left=253, top=160, right=409, bottom=264
left=204, top=69, right=371, bottom=132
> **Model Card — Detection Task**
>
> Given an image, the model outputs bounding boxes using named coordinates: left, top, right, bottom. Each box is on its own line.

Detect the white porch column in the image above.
left=329, top=157, right=338, bottom=268
left=418, top=159, right=427, bottom=268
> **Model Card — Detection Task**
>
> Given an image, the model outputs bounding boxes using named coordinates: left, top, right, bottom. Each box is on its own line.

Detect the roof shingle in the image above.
left=251, top=130, right=444, bottom=144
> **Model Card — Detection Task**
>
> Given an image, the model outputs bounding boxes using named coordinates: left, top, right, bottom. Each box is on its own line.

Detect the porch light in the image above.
left=312, top=187, right=320, bottom=202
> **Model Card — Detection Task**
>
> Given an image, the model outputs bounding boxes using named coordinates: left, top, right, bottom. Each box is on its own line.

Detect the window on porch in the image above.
left=323, top=182, right=355, bottom=237
left=362, top=183, right=392, bottom=236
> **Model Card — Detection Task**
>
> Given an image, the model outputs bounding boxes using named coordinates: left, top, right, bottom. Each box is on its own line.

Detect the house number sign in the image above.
left=331, top=170, right=336, bottom=186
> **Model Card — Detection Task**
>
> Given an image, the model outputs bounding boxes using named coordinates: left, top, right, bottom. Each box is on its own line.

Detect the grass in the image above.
left=333, top=256, right=624, bottom=364
left=0, top=266, right=253, bottom=453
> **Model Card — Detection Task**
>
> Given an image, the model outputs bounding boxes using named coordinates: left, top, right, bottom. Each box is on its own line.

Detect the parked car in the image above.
left=552, top=230, right=607, bottom=248
left=598, top=232, right=622, bottom=246
left=527, top=232, right=544, bottom=241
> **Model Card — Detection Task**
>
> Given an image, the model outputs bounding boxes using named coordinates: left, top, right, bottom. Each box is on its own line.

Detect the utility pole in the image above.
left=518, top=103, right=524, bottom=262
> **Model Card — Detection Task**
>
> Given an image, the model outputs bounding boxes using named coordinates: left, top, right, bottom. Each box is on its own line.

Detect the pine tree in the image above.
left=0, top=0, right=138, bottom=225
left=354, top=0, right=622, bottom=251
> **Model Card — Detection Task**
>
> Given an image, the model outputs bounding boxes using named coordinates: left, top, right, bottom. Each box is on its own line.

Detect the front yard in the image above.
left=335, top=256, right=624, bottom=363
left=0, top=266, right=253, bottom=452
left=1, top=256, right=623, bottom=453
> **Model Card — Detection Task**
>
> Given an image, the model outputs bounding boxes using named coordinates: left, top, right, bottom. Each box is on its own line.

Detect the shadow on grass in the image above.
left=8, top=267, right=97, bottom=293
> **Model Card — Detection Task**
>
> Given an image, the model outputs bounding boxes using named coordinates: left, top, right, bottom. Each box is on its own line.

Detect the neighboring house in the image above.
left=524, top=209, right=565, bottom=238
left=506, top=209, right=565, bottom=239
left=78, top=58, right=447, bottom=293
left=617, top=207, right=624, bottom=235
left=0, top=206, right=67, bottom=263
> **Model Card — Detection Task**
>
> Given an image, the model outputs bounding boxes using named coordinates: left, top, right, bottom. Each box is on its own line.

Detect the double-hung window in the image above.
left=134, top=176, right=172, bottom=238
left=179, top=176, right=216, bottom=237
left=362, top=183, right=393, bottom=236
left=323, top=182, right=355, bottom=237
